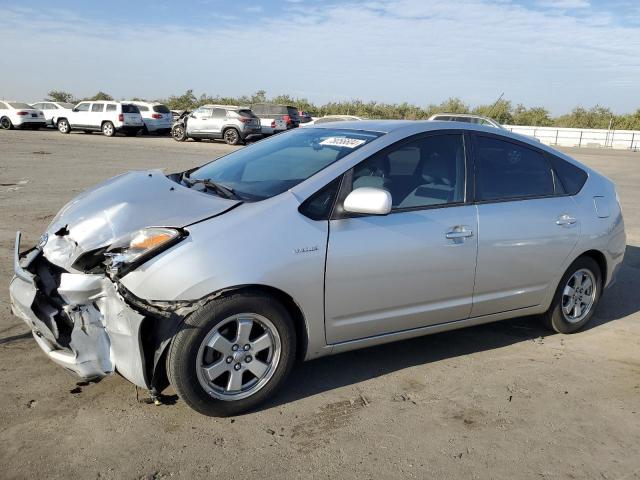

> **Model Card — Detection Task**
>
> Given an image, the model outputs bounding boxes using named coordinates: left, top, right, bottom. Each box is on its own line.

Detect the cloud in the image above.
left=536, top=0, right=590, bottom=9
left=1, top=0, right=638, bottom=113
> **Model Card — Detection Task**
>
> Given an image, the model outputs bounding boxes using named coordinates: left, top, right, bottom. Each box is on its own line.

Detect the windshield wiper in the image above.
left=182, top=174, right=239, bottom=200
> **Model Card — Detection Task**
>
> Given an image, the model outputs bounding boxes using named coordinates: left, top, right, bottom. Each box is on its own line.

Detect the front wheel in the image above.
left=57, top=119, right=70, bottom=134
left=542, top=256, right=602, bottom=334
left=167, top=293, right=296, bottom=416
left=171, top=124, right=187, bottom=142
left=223, top=128, right=241, bottom=145
left=102, top=121, right=115, bottom=137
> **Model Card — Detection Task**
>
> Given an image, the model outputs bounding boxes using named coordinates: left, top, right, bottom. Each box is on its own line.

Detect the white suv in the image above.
left=126, top=101, right=173, bottom=135
left=56, top=101, right=144, bottom=137
left=30, top=101, right=75, bottom=128
left=0, top=101, right=46, bottom=130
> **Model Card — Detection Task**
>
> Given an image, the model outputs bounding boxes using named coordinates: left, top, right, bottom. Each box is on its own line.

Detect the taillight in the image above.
left=151, top=113, right=162, bottom=119
left=17, top=111, right=28, bottom=116
left=282, top=114, right=291, bottom=124
left=270, top=120, right=276, bottom=128
left=238, top=117, right=251, bottom=123
left=118, top=113, right=124, bottom=121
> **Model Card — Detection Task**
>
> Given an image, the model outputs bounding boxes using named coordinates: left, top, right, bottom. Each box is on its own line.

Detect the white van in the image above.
left=56, top=101, right=144, bottom=137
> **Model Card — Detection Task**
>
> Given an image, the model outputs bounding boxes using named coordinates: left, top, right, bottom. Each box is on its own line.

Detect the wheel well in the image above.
left=578, top=250, right=607, bottom=279
left=222, top=126, right=239, bottom=135
left=225, top=285, right=309, bottom=361
left=101, top=120, right=113, bottom=127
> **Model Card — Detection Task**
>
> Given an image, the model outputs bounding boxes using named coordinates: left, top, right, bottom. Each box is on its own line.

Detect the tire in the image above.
left=57, top=118, right=70, bottom=134
left=1, top=117, right=13, bottom=129
left=171, top=124, right=187, bottom=142
left=167, top=292, right=296, bottom=417
left=542, top=256, right=602, bottom=334
left=223, top=128, right=241, bottom=145
left=102, top=121, right=115, bottom=137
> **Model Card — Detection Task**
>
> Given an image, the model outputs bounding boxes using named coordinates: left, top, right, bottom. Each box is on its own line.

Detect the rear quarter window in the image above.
left=106, top=104, right=116, bottom=112
left=549, top=155, right=588, bottom=195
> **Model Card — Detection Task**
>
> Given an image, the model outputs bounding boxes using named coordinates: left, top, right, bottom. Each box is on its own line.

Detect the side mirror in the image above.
left=72, top=108, right=78, bottom=112
left=343, top=187, right=392, bottom=216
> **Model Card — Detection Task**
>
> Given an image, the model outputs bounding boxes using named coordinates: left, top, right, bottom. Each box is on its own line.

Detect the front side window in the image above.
left=475, top=135, right=553, bottom=201
left=194, top=107, right=213, bottom=118
left=91, top=103, right=104, bottom=112
left=75, top=103, right=90, bottom=112
left=351, top=134, right=466, bottom=209
left=189, top=128, right=382, bottom=201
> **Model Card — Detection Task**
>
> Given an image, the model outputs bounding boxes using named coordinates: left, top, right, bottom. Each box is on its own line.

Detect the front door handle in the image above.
left=446, top=226, right=474, bottom=239
left=556, top=214, right=577, bottom=226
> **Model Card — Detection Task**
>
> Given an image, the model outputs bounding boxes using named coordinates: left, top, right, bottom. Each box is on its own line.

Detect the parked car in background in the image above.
left=10, top=120, right=625, bottom=416
left=30, top=101, right=75, bottom=128
left=0, top=101, right=46, bottom=129
left=56, top=101, right=144, bottom=137
left=428, top=113, right=505, bottom=129
left=298, top=111, right=314, bottom=123
left=126, top=101, right=173, bottom=135
left=302, top=115, right=363, bottom=127
left=250, top=103, right=300, bottom=134
left=171, top=104, right=261, bottom=145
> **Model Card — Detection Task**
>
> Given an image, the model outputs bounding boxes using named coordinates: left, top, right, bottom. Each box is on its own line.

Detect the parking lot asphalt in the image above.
left=1, top=129, right=639, bottom=479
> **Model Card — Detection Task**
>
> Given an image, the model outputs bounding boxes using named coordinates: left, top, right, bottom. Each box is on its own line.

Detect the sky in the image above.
left=1, top=0, right=639, bottom=114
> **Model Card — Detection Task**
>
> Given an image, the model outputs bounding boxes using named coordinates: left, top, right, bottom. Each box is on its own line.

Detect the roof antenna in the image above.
left=485, top=92, right=504, bottom=119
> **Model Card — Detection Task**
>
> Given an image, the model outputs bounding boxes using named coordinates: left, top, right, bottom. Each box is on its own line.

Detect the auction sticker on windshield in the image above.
left=319, top=137, right=367, bottom=148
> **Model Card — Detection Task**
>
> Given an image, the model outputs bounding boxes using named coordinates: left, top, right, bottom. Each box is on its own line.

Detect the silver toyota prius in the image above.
left=10, top=121, right=626, bottom=416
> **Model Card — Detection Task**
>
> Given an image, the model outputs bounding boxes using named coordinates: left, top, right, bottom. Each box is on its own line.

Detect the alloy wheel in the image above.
left=196, top=313, right=281, bottom=401
left=224, top=129, right=239, bottom=145
left=561, top=268, right=597, bottom=323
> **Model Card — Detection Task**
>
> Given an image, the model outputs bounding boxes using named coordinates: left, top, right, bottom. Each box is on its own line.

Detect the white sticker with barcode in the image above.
left=319, top=137, right=366, bottom=148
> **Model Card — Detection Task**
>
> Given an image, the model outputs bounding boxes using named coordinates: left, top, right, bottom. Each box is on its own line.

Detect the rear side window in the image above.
left=9, top=102, right=33, bottom=109
left=153, top=105, right=170, bottom=114
left=121, top=104, right=140, bottom=113
left=106, top=104, right=116, bottom=112
left=550, top=155, right=588, bottom=195
left=91, top=104, right=104, bottom=112
left=475, top=135, right=554, bottom=201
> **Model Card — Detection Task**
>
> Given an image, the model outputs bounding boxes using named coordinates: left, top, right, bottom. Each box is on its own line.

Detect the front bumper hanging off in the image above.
left=9, top=232, right=149, bottom=388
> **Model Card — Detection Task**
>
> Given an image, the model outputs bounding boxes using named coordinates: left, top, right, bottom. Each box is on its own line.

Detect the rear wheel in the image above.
left=167, top=292, right=296, bottom=416
left=171, top=124, right=187, bottom=142
left=102, top=121, right=115, bottom=137
left=542, top=256, right=602, bottom=334
left=57, top=119, right=70, bottom=134
left=223, top=128, right=241, bottom=145
left=1, top=117, right=13, bottom=129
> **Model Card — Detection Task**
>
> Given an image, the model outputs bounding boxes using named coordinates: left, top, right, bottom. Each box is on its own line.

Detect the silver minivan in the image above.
left=10, top=121, right=626, bottom=416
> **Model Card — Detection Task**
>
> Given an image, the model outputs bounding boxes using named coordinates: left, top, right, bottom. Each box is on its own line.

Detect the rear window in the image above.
left=122, top=104, right=140, bottom=113
left=550, top=155, right=588, bottom=195
left=137, top=105, right=149, bottom=112
left=287, top=107, right=299, bottom=118
left=9, top=102, right=32, bottom=109
left=237, top=109, right=258, bottom=118
left=153, top=104, right=170, bottom=114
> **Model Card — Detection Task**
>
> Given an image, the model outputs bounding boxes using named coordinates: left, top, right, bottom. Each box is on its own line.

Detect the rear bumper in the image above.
left=240, top=128, right=263, bottom=140
left=15, top=120, right=47, bottom=128
left=9, top=232, right=149, bottom=388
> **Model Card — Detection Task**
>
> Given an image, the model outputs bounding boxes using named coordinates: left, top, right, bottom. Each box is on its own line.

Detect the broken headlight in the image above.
left=105, top=227, right=185, bottom=276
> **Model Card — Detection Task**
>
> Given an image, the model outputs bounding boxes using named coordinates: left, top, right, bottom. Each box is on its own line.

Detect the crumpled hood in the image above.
left=42, top=170, right=240, bottom=270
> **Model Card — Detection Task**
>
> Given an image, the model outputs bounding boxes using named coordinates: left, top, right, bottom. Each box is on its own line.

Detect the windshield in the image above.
left=189, top=128, right=382, bottom=201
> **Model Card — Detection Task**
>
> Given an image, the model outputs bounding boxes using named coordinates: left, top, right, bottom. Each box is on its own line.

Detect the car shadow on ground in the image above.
left=270, top=244, right=640, bottom=410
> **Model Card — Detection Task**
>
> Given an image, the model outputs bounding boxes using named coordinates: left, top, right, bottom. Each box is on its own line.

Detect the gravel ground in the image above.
left=1, top=129, right=639, bottom=480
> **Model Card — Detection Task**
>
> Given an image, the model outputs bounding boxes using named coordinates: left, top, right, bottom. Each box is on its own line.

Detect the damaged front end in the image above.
left=10, top=231, right=151, bottom=388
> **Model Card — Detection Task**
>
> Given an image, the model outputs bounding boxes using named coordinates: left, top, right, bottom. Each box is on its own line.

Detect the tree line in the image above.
left=46, top=89, right=640, bottom=130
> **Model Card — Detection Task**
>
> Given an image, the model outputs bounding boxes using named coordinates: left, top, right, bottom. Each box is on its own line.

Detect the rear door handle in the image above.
left=556, top=214, right=577, bottom=226
left=446, top=226, right=474, bottom=239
